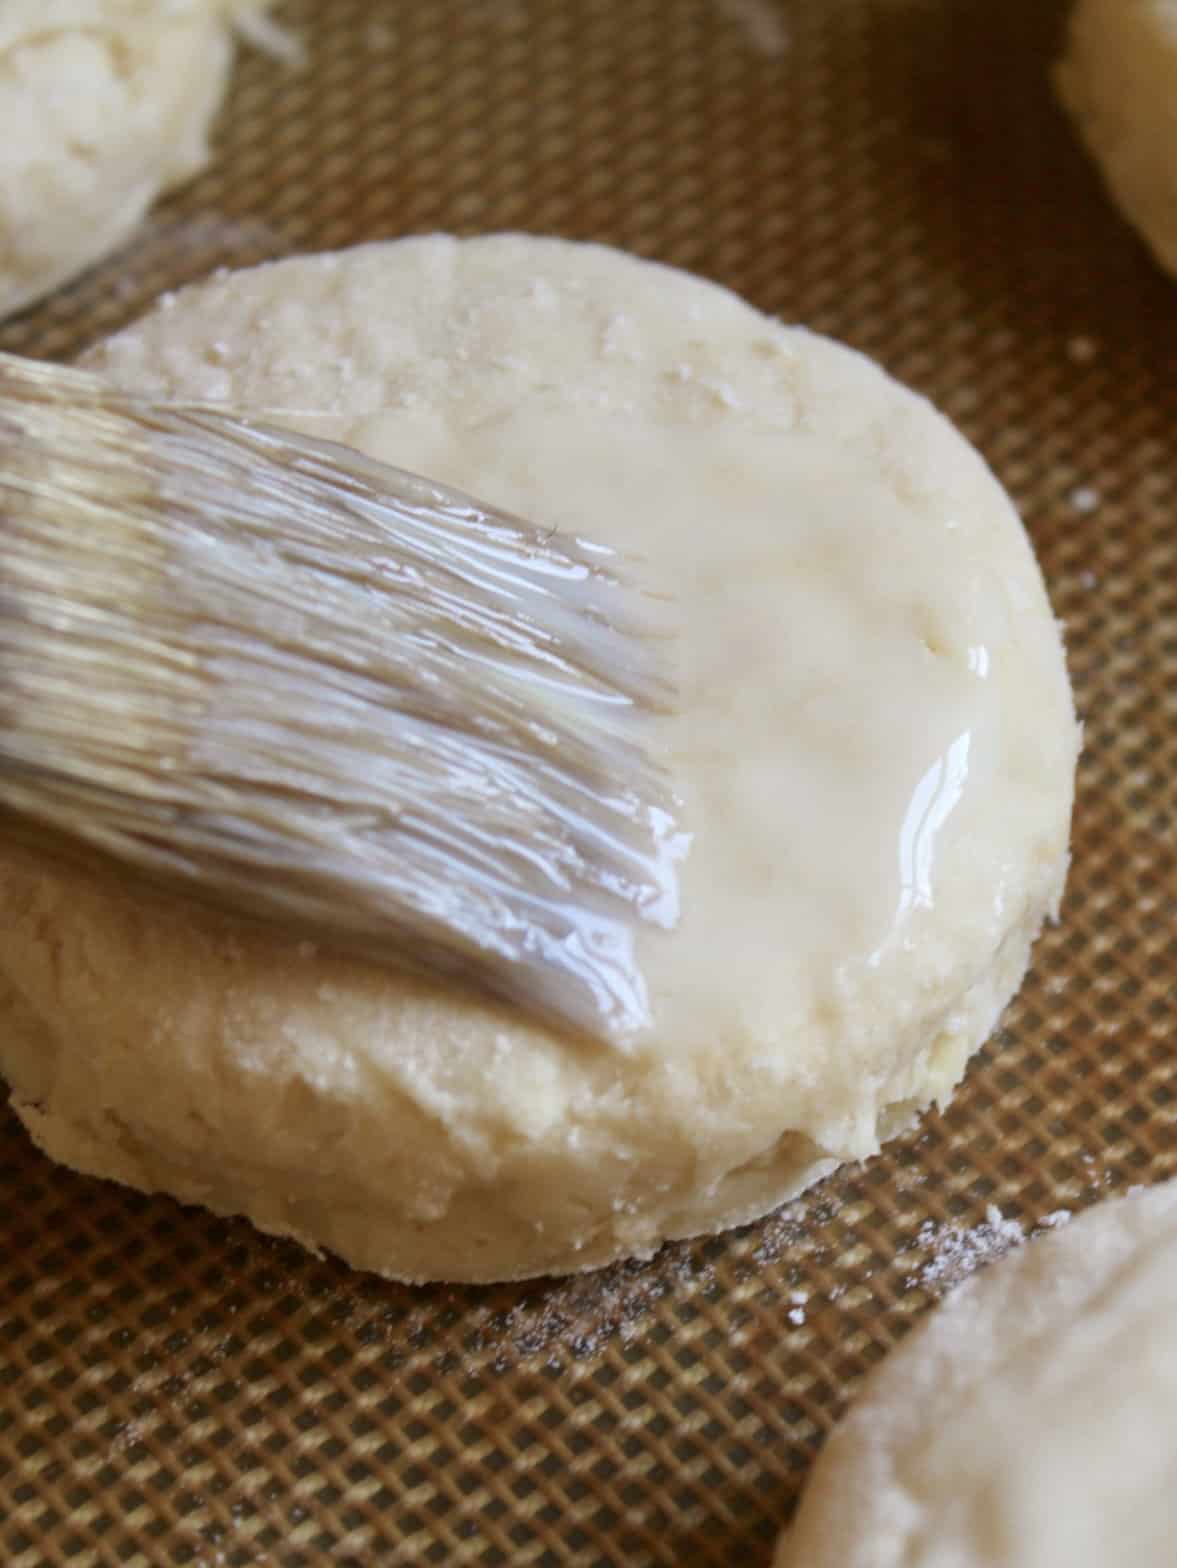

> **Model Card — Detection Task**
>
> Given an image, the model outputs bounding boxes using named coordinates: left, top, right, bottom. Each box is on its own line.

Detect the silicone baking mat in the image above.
left=1, top=1, right=1174, bottom=1562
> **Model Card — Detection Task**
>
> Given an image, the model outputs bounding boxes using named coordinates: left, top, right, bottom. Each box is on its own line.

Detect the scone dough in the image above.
left=0, top=237, right=1078, bottom=1281
left=776, top=1182, right=1177, bottom=1568
left=1056, top=0, right=1177, bottom=277
left=0, top=1, right=265, bottom=318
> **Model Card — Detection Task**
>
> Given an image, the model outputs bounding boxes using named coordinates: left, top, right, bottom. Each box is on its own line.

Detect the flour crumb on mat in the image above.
left=909, top=1204, right=1025, bottom=1294
left=1070, top=485, right=1101, bottom=513
left=1039, top=1209, right=1073, bottom=1229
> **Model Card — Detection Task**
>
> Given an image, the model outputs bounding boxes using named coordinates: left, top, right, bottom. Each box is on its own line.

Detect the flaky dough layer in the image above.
left=0, top=237, right=1077, bottom=1280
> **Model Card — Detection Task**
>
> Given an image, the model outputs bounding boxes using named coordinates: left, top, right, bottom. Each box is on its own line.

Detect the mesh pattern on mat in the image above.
left=1, top=0, right=1175, bottom=1562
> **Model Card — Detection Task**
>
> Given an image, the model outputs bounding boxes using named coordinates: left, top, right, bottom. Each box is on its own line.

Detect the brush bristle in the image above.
left=0, top=352, right=684, bottom=1046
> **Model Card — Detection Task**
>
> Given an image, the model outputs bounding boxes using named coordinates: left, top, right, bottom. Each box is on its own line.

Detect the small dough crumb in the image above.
left=0, top=1, right=272, bottom=318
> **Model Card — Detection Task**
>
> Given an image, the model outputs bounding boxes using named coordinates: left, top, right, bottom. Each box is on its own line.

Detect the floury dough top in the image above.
left=0, top=236, right=1078, bottom=1279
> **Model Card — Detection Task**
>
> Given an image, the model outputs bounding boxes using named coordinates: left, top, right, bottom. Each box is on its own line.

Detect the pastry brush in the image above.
left=0, top=351, right=683, bottom=1047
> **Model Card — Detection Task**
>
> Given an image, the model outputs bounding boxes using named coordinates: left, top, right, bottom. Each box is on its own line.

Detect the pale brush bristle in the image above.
left=0, top=352, right=684, bottom=1046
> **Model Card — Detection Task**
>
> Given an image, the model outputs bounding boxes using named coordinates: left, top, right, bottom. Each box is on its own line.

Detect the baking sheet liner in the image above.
left=1, top=1, right=1174, bottom=1562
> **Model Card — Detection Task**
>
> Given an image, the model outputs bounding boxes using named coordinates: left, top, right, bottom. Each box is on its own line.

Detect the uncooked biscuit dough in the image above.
left=0, top=0, right=269, bottom=319
left=1056, top=0, right=1177, bottom=277
left=776, top=1182, right=1177, bottom=1568
left=0, top=237, right=1078, bottom=1282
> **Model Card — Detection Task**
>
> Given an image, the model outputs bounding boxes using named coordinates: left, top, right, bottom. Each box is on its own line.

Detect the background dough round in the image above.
left=0, top=236, right=1077, bottom=1282
left=0, top=1, right=265, bottom=319
left=776, top=1182, right=1177, bottom=1568
left=1056, top=0, right=1177, bottom=278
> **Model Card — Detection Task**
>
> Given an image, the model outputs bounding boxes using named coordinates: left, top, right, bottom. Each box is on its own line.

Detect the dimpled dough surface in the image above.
left=0, top=237, right=1077, bottom=1282
left=1056, top=0, right=1177, bottom=278
left=775, top=1182, right=1177, bottom=1568
left=0, top=0, right=259, bottom=319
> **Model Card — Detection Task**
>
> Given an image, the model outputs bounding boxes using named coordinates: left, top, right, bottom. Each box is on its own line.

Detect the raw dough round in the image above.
left=775, top=1182, right=1177, bottom=1568
left=0, top=237, right=1078, bottom=1281
left=0, top=1, right=264, bottom=319
left=1056, top=0, right=1177, bottom=277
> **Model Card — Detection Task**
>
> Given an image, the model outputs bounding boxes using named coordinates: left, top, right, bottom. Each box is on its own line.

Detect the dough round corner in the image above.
left=1055, top=0, right=1177, bottom=277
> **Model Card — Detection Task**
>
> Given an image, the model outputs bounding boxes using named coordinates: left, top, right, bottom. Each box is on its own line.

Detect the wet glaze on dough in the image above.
left=0, top=237, right=1078, bottom=1280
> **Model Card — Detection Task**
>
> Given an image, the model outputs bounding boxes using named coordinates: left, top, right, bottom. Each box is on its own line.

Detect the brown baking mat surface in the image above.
left=1, top=1, right=1175, bottom=1563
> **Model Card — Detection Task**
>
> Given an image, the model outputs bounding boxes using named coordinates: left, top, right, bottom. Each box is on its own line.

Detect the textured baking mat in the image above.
left=1, top=1, right=1175, bottom=1563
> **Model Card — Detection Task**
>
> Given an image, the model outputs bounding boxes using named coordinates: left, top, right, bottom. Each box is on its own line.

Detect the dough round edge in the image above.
left=1055, top=0, right=1177, bottom=277
left=774, top=1181, right=1177, bottom=1568
left=0, top=236, right=1077, bottom=1282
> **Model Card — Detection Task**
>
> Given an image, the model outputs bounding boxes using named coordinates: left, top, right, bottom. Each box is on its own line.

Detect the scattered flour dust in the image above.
left=492, top=1246, right=720, bottom=1369
left=910, top=1203, right=1024, bottom=1293
left=907, top=1203, right=1076, bottom=1296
